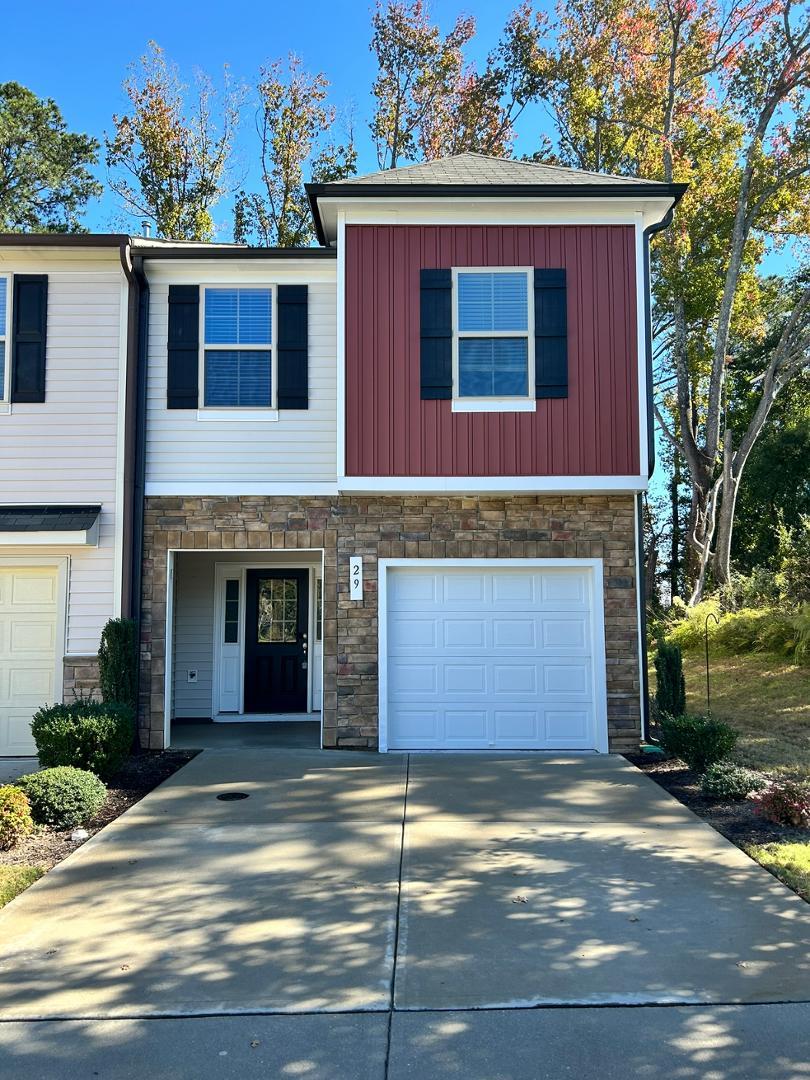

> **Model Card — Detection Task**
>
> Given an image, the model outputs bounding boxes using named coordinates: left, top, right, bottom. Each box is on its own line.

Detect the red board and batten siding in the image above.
left=344, top=224, right=640, bottom=477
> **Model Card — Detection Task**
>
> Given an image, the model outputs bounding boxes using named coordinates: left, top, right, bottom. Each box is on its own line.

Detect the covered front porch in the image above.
left=165, top=549, right=325, bottom=748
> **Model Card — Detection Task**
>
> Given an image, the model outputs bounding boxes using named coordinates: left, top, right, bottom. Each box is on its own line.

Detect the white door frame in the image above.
left=377, top=557, right=609, bottom=753
left=164, top=549, right=325, bottom=746
left=0, top=556, right=69, bottom=716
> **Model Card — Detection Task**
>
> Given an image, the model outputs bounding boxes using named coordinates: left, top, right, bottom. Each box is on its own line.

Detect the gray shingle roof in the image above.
left=339, top=153, right=666, bottom=188
left=0, top=506, right=101, bottom=532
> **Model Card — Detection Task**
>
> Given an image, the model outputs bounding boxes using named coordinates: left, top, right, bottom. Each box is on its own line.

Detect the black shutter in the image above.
left=420, top=269, right=452, bottom=400
left=167, top=285, right=199, bottom=409
left=10, top=275, right=48, bottom=403
left=277, top=285, right=308, bottom=409
left=534, top=269, right=568, bottom=399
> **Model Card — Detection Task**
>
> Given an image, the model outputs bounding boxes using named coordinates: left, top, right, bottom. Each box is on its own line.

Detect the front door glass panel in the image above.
left=257, top=578, right=298, bottom=643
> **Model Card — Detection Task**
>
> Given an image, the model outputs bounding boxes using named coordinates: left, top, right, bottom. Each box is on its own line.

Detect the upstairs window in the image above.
left=202, top=287, right=273, bottom=408
left=453, top=268, right=533, bottom=405
left=0, top=277, right=8, bottom=401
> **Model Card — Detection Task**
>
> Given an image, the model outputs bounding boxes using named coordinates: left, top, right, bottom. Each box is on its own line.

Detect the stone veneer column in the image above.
left=140, top=494, right=641, bottom=753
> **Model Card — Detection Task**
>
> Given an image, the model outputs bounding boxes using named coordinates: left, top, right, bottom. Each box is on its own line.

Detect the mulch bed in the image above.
left=0, top=749, right=197, bottom=872
left=625, top=752, right=809, bottom=848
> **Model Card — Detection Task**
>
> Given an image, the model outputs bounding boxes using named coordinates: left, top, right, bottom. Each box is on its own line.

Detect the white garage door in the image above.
left=384, top=565, right=605, bottom=751
left=0, top=567, right=60, bottom=755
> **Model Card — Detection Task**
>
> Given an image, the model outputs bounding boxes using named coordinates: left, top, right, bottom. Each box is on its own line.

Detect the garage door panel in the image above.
left=541, top=617, right=589, bottom=651
left=388, top=617, right=437, bottom=650
left=10, top=618, right=57, bottom=654
left=446, top=711, right=487, bottom=741
left=541, top=572, right=588, bottom=605
left=443, top=619, right=486, bottom=648
left=492, top=619, right=536, bottom=648
left=9, top=665, right=54, bottom=700
left=444, top=664, right=486, bottom=693
left=493, top=664, right=537, bottom=694
left=493, top=710, right=541, bottom=741
left=443, top=574, right=486, bottom=604
left=389, top=662, right=438, bottom=695
left=385, top=566, right=603, bottom=751
left=545, top=708, right=591, bottom=744
left=492, top=573, right=536, bottom=604
left=389, top=573, right=438, bottom=605
left=543, top=661, right=592, bottom=696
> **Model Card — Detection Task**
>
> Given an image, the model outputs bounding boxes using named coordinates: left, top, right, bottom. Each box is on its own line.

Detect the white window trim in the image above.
left=0, top=273, right=11, bottom=412
left=451, top=266, right=535, bottom=413
left=198, top=284, right=277, bottom=415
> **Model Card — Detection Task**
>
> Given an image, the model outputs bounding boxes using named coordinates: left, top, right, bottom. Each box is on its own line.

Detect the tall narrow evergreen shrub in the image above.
left=655, top=641, right=686, bottom=718
left=98, top=617, right=137, bottom=710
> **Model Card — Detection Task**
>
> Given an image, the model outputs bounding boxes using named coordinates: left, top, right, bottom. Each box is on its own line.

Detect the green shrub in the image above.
left=0, top=786, right=34, bottom=850
left=775, top=515, right=810, bottom=606
left=753, top=781, right=810, bottom=829
left=792, top=604, right=810, bottom=664
left=16, top=767, right=106, bottom=829
left=31, top=700, right=134, bottom=780
left=664, top=598, right=721, bottom=651
left=654, top=641, right=686, bottom=718
left=658, top=713, right=738, bottom=773
left=701, top=762, right=767, bottom=800
left=713, top=607, right=773, bottom=653
left=98, top=617, right=137, bottom=710
left=719, top=568, right=781, bottom=611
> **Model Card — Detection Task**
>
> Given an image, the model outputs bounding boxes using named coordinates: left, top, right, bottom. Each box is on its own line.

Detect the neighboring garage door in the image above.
left=0, top=567, right=60, bottom=755
left=383, top=564, right=606, bottom=751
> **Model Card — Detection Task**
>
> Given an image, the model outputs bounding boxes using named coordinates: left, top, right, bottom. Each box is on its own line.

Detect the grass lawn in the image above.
left=0, top=865, right=43, bottom=908
left=746, top=842, right=810, bottom=902
left=679, top=650, right=810, bottom=780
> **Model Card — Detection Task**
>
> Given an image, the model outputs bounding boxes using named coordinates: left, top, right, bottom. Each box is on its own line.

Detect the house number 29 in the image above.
left=349, top=556, right=363, bottom=601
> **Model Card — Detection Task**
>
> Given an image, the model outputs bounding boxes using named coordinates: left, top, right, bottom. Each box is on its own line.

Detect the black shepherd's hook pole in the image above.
left=705, top=612, right=719, bottom=715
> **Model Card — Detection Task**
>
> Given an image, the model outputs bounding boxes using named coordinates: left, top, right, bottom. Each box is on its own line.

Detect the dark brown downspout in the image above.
left=118, top=243, right=149, bottom=746
left=638, top=206, right=676, bottom=742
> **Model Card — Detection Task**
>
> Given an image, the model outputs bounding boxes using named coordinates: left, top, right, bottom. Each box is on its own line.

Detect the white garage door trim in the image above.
left=0, top=556, right=68, bottom=755
left=378, top=558, right=608, bottom=754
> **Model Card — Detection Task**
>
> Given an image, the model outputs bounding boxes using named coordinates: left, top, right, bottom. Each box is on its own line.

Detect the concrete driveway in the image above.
left=1, top=750, right=809, bottom=1078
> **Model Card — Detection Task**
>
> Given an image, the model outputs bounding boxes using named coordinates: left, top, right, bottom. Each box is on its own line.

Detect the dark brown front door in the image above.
left=244, top=569, right=309, bottom=713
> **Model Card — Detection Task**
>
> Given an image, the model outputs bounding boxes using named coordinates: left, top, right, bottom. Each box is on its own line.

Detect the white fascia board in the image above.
left=0, top=521, right=99, bottom=547
left=338, top=475, right=648, bottom=495
left=145, top=482, right=340, bottom=497
left=318, top=195, right=678, bottom=239
left=143, top=259, right=336, bottom=285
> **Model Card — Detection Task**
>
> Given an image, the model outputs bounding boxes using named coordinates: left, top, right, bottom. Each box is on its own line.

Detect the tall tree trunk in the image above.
left=669, top=452, right=681, bottom=600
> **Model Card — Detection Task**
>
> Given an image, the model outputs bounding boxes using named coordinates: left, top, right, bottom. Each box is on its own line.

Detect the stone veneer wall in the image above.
left=140, top=495, right=641, bottom=752
left=63, top=656, right=101, bottom=702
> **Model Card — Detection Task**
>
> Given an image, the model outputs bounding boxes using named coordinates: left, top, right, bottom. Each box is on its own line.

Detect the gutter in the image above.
left=306, top=180, right=688, bottom=245
left=637, top=204, right=677, bottom=743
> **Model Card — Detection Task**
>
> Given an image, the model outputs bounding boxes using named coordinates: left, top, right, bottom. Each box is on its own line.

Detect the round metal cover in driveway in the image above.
left=216, top=792, right=250, bottom=801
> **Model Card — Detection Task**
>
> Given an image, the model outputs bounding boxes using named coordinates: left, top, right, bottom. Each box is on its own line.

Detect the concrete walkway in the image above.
left=0, top=750, right=808, bottom=1077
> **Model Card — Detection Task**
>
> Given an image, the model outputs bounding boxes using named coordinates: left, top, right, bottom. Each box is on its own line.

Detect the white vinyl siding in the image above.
left=0, top=251, right=125, bottom=656
left=172, top=556, right=215, bottom=718
left=145, top=263, right=338, bottom=491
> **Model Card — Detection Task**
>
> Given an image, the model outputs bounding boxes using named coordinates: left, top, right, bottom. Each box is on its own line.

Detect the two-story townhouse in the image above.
left=138, top=154, right=685, bottom=755
left=0, top=235, right=138, bottom=754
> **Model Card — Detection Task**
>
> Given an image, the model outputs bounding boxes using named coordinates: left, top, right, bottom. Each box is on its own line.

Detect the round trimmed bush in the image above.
left=700, top=762, right=767, bottom=800
left=0, top=785, right=34, bottom=850
left=16, top=767, right=106, bottom=830
left=31, top=700, right=134, bottom=780
left=658, top=713, right=738, bottom=774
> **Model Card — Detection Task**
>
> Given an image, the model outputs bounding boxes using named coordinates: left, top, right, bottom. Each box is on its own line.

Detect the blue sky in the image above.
left=0, top=0, right=550, bottom=234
